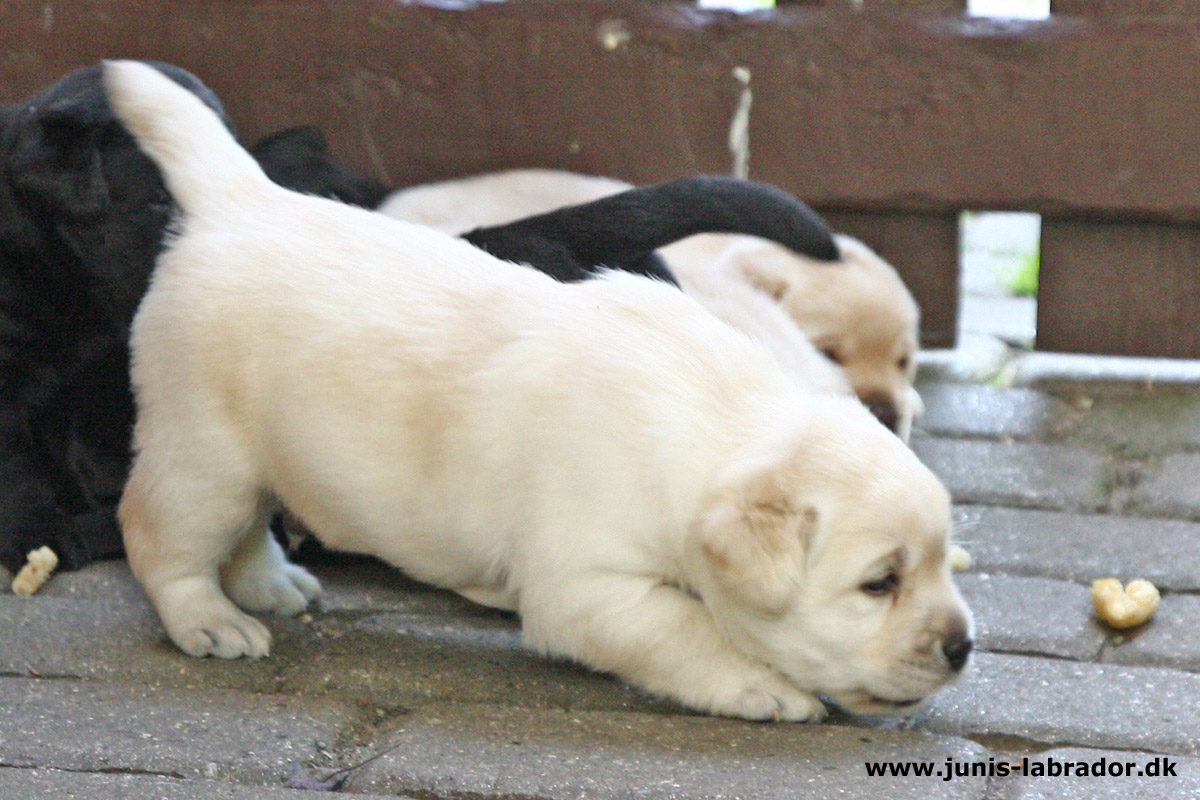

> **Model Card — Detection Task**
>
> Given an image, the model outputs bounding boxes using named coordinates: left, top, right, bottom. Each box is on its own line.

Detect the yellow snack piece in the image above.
left=948, top=544, right=972, bottom=572
left=1091, top=578, right=1159, bottom=629
left=11, top=546, right=59, bottom=597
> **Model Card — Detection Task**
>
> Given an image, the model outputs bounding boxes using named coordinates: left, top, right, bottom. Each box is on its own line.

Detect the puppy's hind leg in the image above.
left=221, top=518, right=321, bottom=616
left=120, top=457, right=274, bottom=660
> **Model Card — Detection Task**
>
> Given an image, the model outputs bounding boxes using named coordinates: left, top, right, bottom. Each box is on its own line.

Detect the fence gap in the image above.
left=958, top=212, right=1040, bottom=350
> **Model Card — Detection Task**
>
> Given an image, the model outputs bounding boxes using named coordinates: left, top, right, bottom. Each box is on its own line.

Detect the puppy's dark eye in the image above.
left=897, top=355, right=911, bottom=371
left=861, top=571, right=899, bottom=597
left=820, top=348, right=843, bottom=366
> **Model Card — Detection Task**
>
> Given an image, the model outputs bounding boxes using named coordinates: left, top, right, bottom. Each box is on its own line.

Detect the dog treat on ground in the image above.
left=948, top=545, right=972, bottom=572
left=11, top=546, right=59, bottom=596
left=1091, top=578, right=1159, bottom=629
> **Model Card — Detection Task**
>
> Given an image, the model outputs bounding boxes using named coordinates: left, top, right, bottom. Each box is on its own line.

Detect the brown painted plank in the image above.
left=817, top=210, right=960, bottom=349
left=1039, top=220, right=1200, bottom=358
left=1053, top=1, right=1200, bottom=18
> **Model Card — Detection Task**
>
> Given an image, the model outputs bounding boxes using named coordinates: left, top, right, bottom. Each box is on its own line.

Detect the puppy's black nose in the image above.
left=864, top=398, right=899, bottom=432
left=942, top=633, right=973, bottom=672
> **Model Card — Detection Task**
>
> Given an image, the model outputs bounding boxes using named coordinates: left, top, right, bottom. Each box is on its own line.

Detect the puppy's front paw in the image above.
left=157, top=580, right=273, bottom=659
left=715, top=676, right=827, bottom=722
left=173, top=610, right=273, bottom=660
left=226, top=561, right=321, bottom=616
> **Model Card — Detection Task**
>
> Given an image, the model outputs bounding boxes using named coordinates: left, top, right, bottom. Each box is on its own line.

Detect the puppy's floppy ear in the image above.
left=693, top=459, right=815, bottom=616
left=726, top=246, right=796, bottom=301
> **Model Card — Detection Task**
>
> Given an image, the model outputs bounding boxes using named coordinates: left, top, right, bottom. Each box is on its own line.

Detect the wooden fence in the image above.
left=3, top=0, right=1198, bottom=356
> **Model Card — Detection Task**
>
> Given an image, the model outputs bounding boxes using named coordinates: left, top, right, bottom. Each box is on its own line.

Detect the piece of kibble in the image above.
left=11, top=546, right=59, bottom=597
left=948, top=545, right=972, bottom=572
left=1091, top=577, right=1160, bottom=629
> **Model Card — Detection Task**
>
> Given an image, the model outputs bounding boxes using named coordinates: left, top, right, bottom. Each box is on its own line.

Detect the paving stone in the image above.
left=1062, top=391, right=1200, bottom=454
left=915, top=384, right=1076, bottom=441
left=1099, top=594, right=1200, bottom=672
left=0, top=768, right=407, bottom=800
left=956, top=574, right=1105, bottom=661
left=913, top=438, right=1110, bottom=511
left=992, top=748, right=1200, bottom=799
left=0, top=561, right=320, bottom=692
left=0, top=678, right=356, bottom=785
left=0, top=559, right=675, bottom=716
left=1127, top=452, right=1200, bottom=519
left=279, top=619, right=679, bottom=715
left=920, top=653, right=1200, bottom=757
left=914, top=382, right=1200, bottom=453
left=14, top=557, right=145, bottom=602
left=349, top=705, right=989, bottom=799
left=952, top=505, right=1200, bottom=591
left=286, top=560, right=679, bottom=715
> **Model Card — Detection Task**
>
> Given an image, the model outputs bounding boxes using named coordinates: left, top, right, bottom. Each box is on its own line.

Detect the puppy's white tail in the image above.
left=102, top=60, right=270, bottom=213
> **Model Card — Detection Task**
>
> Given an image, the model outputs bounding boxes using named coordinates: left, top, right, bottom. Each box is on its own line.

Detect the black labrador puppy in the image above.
left=0, top=62, right=386, bottom=574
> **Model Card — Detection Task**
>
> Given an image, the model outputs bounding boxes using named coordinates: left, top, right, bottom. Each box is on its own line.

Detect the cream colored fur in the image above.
left=108, top=61, right=968, bottom=721
left=380, top=169, right=919, bottom=437
left=716, top=233, right=923, bottom=440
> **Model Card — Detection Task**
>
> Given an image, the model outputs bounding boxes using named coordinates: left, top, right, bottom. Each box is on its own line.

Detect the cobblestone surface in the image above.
left=0, top=677, right=356, bottom=783
left=351, top=706, right=989, bottom=799
left=4, top=377, right=1200, bottom=797
left=1128, top=451, right=1200, bottom=519
left=912, top=437, right=1110, bottom=511
left=951, top=505, right=1200, bottom=590
left=921, top=653, right=1200, bottom=757
left=957, top=574, right=1105, bottom=661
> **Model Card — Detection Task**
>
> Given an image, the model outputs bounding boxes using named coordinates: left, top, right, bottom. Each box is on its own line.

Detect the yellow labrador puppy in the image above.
left=107, top=61, right=970, bottom=721
left=686, top=232, right=923, bottom=438
left=380, top=169, right=922, bottom=439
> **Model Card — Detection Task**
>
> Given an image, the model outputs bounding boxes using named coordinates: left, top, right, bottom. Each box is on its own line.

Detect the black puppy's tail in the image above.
left=462, top=176, right=840, bottom=283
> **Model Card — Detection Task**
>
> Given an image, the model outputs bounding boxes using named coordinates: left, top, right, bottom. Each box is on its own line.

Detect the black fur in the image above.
left=461, top=176, right=840, bottom=283
left=0, top=62, right=385, bottom=574
left=252, top=125, right=388, bottom=209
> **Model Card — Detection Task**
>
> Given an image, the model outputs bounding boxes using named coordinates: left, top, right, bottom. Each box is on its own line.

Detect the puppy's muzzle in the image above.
left=862, top=394, right=899, bottom=433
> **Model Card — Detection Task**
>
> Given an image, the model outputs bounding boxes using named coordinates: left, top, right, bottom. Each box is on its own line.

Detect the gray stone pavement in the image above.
left=6, top=351, right=1200, bottom=798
